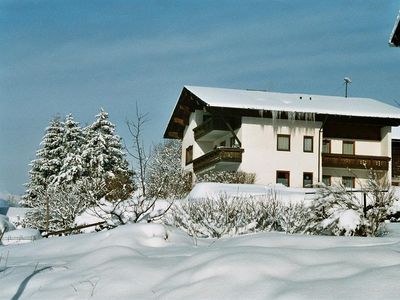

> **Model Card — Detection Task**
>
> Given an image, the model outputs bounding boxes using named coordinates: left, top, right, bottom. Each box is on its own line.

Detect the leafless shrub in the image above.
left=196, top=171, right=256, bottom=184
left=164, top=191, right=309, bottom=238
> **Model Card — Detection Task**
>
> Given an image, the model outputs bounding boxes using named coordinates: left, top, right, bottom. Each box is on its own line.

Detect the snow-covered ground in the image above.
left=1, top=223, right=400, bottom=300
left=187, top=182, right=317, bottom=203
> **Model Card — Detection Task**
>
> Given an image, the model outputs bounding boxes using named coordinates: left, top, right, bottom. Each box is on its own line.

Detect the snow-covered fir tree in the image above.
left=83, top=109, right=134, bottom=200
left=23, top=116, right=65, bottom=207
left=24, top=110, right=135, bottom=231
left=146, top=140, right=192, bottom=199
left=53, top=113, right=84, bottom=185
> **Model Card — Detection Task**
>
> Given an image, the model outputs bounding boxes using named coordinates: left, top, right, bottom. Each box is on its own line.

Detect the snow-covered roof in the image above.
left=185, top=85, right=400, bottom=119
left=389, top=11, right=400, bottom=47
left=164, top=85, right=400, bottom=139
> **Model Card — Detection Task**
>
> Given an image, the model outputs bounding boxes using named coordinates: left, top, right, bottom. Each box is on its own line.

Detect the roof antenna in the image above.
left=344, top=77, right=352, bottom=98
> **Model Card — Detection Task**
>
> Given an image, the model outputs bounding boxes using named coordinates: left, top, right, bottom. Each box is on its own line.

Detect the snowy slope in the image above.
left=187, top=182, right=316, bottom=203
left=1, top=223, right=400, bottom=299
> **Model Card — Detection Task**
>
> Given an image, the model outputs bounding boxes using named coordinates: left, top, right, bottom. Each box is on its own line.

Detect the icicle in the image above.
left=271, top=110, right=283, bottom=120
left=288, top=111, right=296, bottom=121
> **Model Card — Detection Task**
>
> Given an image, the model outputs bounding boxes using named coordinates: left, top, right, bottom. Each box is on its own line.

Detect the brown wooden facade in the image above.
left=392, top=139, right=400, bottom=178
left=322, top=153, right=390, bottom=171
left=192, top=147, right=244, bottom=173
left=193, top=117, right=241, bottom=141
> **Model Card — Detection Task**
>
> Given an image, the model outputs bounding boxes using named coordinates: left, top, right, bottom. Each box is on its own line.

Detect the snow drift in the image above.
left=1, top=223, right=400, bottom=299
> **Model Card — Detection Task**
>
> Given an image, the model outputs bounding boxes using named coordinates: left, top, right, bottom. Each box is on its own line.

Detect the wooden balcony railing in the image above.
left=322, top=153, right=390, bottom=171
left=193, top=147, right=244, bottom=172
left=193, top=118, right=240, bottom=141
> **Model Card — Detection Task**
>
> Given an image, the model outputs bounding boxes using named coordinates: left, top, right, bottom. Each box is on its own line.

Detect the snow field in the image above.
left=1, top=223, right=400, bottom=299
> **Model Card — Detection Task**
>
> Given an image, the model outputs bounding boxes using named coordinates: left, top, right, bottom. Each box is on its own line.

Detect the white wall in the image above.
left=239, top=117, right=322, bottom=187
left=181, top=110, right=201, bottom=171
left=328, top=139, right=381, bottom=156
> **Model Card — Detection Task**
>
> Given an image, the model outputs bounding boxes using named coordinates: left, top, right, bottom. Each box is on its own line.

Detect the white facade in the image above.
left=239, top=117, right=321, bottom=187
left=181, top=110, right=393, bottom=188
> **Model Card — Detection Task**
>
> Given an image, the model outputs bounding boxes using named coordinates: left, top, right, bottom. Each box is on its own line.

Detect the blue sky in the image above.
left=1, top=0, right=399, bottom=196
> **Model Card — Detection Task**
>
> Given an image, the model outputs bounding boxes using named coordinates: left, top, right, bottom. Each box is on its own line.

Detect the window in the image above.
left=276, top=171, right=290, bottom=187
left=322, top=140, right=331, bottom=154
left=277, top=134, right=290, bottom=151
left=342, top=176, right=355, bottom=188
left=185, top=146, right=193, bottom=165
left=303, top=172, right=313, bottom=187
left=303, top=136, right=314, bottom=153
left=343, top=141, right=355, bottom=155
left=322, top=175, right=331, bottom=186
left=219, top=141, right=226, bottom=147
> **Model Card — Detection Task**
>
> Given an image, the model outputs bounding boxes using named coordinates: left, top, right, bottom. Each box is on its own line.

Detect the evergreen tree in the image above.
left=54, top=113, right=84, bottom=185
left=23, top=116, right=64, bottom=207
left=83, top=109, right=134, bottom=200
left=23, top=110, right=135, bottom=231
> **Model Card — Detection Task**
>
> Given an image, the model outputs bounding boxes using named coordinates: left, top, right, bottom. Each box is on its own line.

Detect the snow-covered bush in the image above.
left=196, top=171, right=256, bottom=184
left=388, top=194, right=400, bottom=222
left=308, top=173, right=395, bottom=236
left=165, top=192, right=310, bottom=238
left=146, top=140, right=192, bottom=199
left=280, top=202, right=311, bottom=234
left=0, top=215, right=16, bottom=244
left=23, top=179, right=99, bottom=232
left=82, top=196, right=169, bottom=229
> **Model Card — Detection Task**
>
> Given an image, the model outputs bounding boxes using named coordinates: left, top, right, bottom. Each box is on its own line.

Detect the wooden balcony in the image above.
left=322, top=153, right=390, bottom=171
left=193, top=118, right=241, bottom=141
left=193, top=147, right=244, bottom=172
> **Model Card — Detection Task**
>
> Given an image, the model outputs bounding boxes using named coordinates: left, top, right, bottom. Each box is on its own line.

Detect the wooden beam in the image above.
left=173, top=117, right=188, bottom=126
left=179, top=105, right=191, bottom=115
left=167, top=131, right=182, bottom=139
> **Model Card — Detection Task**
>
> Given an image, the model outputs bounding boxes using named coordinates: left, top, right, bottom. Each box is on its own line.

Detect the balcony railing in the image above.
left=193, top=147, right=244, bottom=172
left=322, top=153, right=390, bottom=171
left=193, top=118, right=240, bottom=141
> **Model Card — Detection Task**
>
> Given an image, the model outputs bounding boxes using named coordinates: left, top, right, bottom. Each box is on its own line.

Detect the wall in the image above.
left=239, top=117, right=322, bottom=187
left=322, top=126, right=392, bottom=187
left=181, top=110, right=201, bottom=171
left=181, top=112, right=393, bottom=187
left=328, top=139, right=381, bottom=156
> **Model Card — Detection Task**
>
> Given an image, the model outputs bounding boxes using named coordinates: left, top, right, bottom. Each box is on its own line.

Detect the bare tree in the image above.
left=126, top=103, right=151, bottom=196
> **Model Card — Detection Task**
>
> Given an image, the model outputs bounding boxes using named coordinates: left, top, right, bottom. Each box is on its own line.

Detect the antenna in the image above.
left=344, top=77, right=352, bottom=98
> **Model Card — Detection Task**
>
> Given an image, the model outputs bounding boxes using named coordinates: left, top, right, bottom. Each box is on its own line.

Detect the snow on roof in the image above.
left=185, top=85, right=400, bottom=119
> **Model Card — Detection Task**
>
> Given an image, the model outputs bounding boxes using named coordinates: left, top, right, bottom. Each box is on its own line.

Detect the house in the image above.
left=164, top=86, right=400, bottom=188
left=389, top=11, right=400, bottom=47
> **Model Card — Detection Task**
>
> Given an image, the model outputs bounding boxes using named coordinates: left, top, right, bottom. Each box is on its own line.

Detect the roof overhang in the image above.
left=389, top=11, right=400, bottom=47
left=163, top=87, right=207, bottom=139
left=164, top=87, right=400, bottom=139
